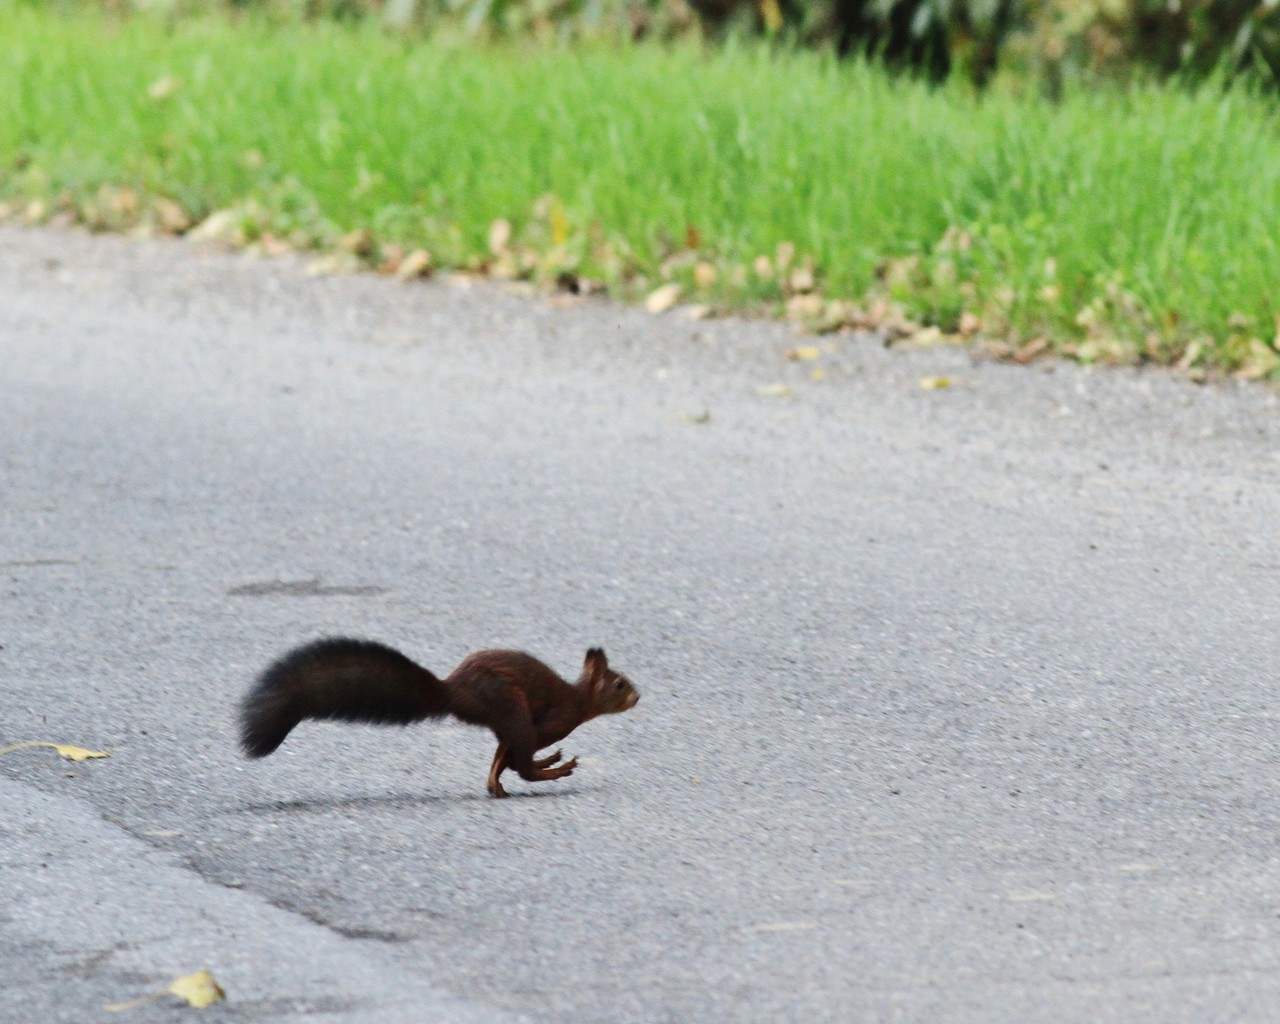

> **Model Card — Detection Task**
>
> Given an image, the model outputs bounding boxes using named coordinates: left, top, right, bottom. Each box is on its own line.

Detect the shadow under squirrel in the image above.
left=239, top=638, right=639, bottom=797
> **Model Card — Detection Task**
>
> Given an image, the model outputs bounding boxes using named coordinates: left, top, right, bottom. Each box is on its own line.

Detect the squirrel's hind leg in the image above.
left=487, top=744, right=574, bottom=798
left=487, top=742, right=510, bottom=798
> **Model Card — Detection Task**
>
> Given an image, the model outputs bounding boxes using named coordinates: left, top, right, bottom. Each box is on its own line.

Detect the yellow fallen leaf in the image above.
left=918, top=376, right=952, bottom=390
left=645, top=283, right=682, bottom=314
left=105, top=970, right=225, bottom=1013
left=785, top=345, right=821, bottom=361
left=168, top=970, right=225, bottom=1008
left=0, top=741, right=111, bottom=761
left=754, top=383, right=793, bottom=397
left=810, top=367, right=826, bottom=381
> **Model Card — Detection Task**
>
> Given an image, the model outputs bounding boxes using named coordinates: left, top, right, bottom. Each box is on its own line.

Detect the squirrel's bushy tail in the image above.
left=239, top=637, right=450, bottom=757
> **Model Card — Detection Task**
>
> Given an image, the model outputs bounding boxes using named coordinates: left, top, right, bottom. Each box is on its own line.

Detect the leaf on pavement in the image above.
left=918, top=375, right=952, bottom=390
left=754, top=383, right=793, bottom=397
left=168, top=970, right=226, bottom=1008
left=0, top=741, right=111, bottom=761
left=104, top=970, right=225, bottom=1013
left=785, top=345, right=821, bottom=361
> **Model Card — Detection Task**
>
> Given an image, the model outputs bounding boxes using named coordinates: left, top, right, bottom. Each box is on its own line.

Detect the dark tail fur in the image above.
left=239, top=637, right=450, bottom=758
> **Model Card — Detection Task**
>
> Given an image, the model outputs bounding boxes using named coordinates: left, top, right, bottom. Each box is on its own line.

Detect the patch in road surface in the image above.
left=227, top=575, right=390, bottom=597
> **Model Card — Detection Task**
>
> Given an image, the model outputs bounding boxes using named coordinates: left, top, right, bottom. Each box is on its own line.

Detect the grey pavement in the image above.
left=2, top=223, right=1280, bottom=1022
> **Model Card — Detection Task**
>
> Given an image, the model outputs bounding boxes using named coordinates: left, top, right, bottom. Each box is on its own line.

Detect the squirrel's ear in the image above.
left=583, top=647, right=608, bottom=677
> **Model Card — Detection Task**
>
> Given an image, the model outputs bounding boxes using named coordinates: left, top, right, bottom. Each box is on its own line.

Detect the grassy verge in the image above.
left=4, top=2, right=1280, bottom=376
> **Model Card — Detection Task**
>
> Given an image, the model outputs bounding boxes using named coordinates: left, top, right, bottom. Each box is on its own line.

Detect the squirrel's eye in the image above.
left=615, top=680, right=625, bottom=690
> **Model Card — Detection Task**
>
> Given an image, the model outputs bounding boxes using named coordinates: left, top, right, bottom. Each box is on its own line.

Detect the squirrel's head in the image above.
left=580, top=647, right=639, bottom=715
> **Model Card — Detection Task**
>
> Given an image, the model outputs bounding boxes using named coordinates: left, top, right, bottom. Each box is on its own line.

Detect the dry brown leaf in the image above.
left=338, top=228, right=374, bottom=257
left=645, top=283, right=682, bottom=314
left=306, top=253, right=357, bottom=277
left=693, top=261, right=717, bottom=290
left=788, top=266, right=815, bottom=294
left=395, top=248, right=433, bottom=280
left=1175, top=339, right=1203, bottom=370
left=187, top=210, right=237, bottom=243
left=153, top=198, right=191, bottom=234
left=784, top=294, right=824, bottom=321
left=1012, top=337, right=1049, bottom=364
left=487, top=218, right=511, bottom=255
left=109, top=187, right=139, bottom=217
left=0, top=741, right=111, bottom=761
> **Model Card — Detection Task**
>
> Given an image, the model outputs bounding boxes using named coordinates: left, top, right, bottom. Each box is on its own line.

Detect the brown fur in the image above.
left=240, top=638, right=639, bottom=798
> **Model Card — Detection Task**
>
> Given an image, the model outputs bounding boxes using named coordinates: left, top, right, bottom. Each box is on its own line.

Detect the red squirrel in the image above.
left=239, top=638, right=639, bottom=797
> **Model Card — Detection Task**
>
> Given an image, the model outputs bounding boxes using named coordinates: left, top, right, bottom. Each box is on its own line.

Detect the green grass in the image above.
left=4, top=2, right=1280, bottom=374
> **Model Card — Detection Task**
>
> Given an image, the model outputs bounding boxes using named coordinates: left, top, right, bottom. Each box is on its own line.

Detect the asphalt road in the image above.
left=3, top=223, right=1280, bottom=1023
